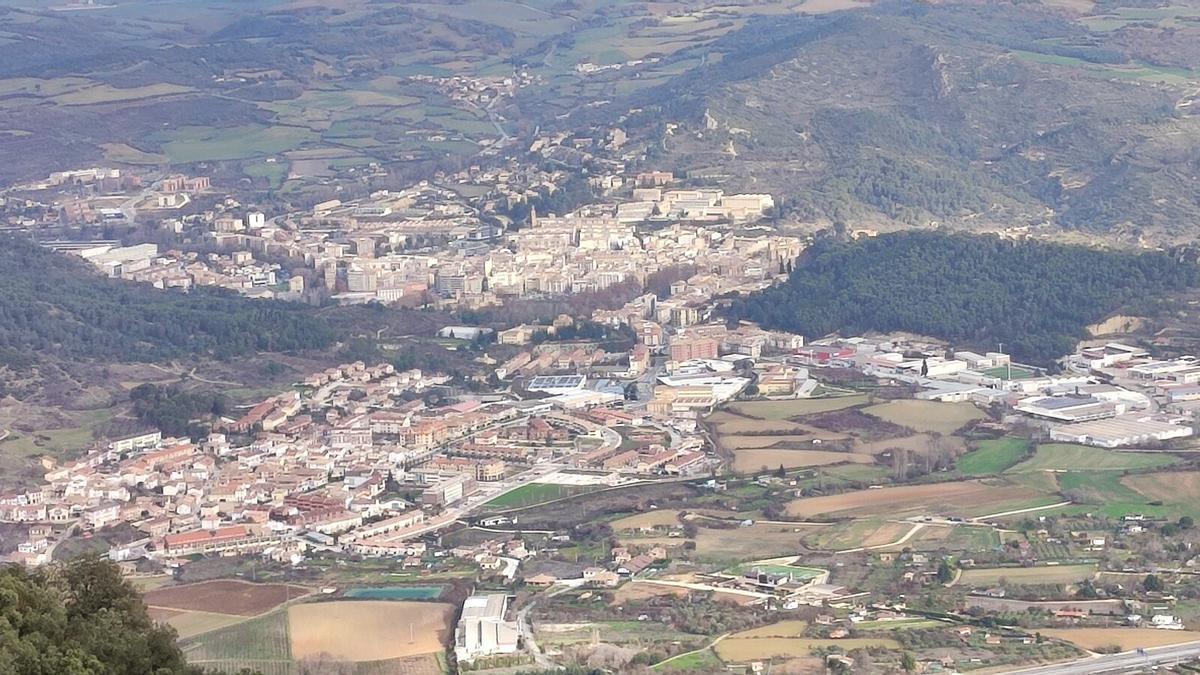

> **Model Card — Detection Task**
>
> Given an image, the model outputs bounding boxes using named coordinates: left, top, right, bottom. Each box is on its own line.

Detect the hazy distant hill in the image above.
left=624, top=2, right=1200, bottom=239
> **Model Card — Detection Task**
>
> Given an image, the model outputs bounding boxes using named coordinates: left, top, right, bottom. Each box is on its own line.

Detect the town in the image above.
left=8, top=253, right=1200, bottom=672
left=9, top=156, right=1200, bottom=673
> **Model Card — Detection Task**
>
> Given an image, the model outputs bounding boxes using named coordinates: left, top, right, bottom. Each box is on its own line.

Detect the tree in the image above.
left=774, top=464, right=787, bottom=479
left=936, top=560, right=955, bottom=584
left=900, top=651, right=917, bottom=672
left=0, top=554, right=204, bottom=674
left=1180, top=516, right=1195, bottom=530
left=1144, top=574, right=1164, bottom=593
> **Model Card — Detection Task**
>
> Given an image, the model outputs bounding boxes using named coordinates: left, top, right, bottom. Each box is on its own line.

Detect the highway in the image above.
left=1004, top=641, right=1200, bottom=674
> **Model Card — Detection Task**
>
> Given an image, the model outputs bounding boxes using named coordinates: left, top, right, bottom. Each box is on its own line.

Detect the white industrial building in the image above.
left=1015, top=395, right=1122, bottom=423
left=77, top=243, right=159, bottom=277
left=454, top=594, right=520, bottom=663
left=1048, top=415, right=1193, bottom=448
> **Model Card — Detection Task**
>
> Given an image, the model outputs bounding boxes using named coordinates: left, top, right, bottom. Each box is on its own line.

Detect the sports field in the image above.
left=342, top=586, right=445, bottom=600
left=983, top=365, right=1038, bottom=380
left=482, top=482, right=598, bottom=509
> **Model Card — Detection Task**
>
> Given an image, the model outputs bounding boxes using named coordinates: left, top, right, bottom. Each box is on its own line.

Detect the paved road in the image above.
left=1004, top=641, right=1200, bottom=674
left=516, top=602, right=552, bottom=669
left=971, top=501, right=1073, bottom=522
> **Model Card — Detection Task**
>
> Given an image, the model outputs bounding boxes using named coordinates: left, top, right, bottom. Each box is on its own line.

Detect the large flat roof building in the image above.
left=1015, top=395, right=1120, bottom=423
left=454, top=594, right=519, bottom=663
left=1049, top=415, right=1193, bottom=448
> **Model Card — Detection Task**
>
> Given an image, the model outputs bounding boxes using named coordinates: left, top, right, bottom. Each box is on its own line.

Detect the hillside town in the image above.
left=8, top=292, right=1200, bottom=672
left=8, top=156, right=791, bottom=313
left=4, top=44, right=1200, bottom=675
left=10, top=155, right=1200, bottom=671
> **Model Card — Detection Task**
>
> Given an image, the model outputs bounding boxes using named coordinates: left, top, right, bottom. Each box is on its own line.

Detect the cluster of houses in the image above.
left=0, top=358, right=702, bottom=567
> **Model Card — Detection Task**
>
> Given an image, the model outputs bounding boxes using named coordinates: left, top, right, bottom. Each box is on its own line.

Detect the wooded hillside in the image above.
left=729, top=232, right=1198, bottom=362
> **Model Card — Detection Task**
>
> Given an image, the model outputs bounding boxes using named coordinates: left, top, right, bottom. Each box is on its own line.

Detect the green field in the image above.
left=1012, top=49, right=1199, bottom=86
left=481, top=483, right=599, bottom=510
left=244, top=161, right=289, bottom=188
left=54, top=83, right=193, bottom=105
left=802, top=518, right=902, bottom=551
left=178, top=607, right=447, bottom=674
left=101, top=142, right=169, bottom=165
left=1079, top=6, right=1200, bottom=32
left=654, top=647, right=724, bottom=671
left=1058, top=471, right=1147, bottom=504
left=926, top=526, right=1002, bottom=552
left=181, top=609, right=291, bottom=664
left=154, top=124, right=318, bottom=163
left=958, top=438, right=1032, bottom=476
left=0, top=406, right=117, bottom=489
left=1007, top=444, right=1177, bottom=473
left=1043, top=470, right=1200, bottom=520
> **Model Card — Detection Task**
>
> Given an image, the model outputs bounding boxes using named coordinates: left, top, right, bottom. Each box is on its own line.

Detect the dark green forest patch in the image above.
left=729, top=231, right=1198, bottom=363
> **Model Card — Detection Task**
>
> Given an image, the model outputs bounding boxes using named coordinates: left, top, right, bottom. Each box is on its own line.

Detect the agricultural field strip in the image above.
left=650, top=633, right=731, bottom=670
left=834, top=522, right=926, bottom=554
left=142, top=580, right=313, bottom=617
